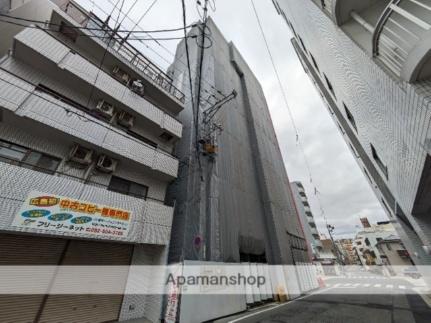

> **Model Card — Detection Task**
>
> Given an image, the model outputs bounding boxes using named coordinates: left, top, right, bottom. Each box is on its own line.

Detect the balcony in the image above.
left=0, top=162, right=173, bottom=245
left=0, top=69, right=179, bottom=179
left=51, top=0, right=185, bottom=113
left=373, top=0, right=431, bottom=81
left=334, top=0, right=431, bottom=82
left=12, top=27, right=182, bottom=139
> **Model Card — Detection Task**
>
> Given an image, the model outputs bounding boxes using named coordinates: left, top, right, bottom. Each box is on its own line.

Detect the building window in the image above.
left=321, top=0, right=327, bottom=9
left=371, top=144, right=388, bottom=179
left=365, top=238, right=371, bottom=246
left=344, top=103, right=357, bottom=132
left=306, top=211, right=313, bottom=217
left=299, top=191, right=306, bottom=197
left=310, top=53, right=319, bottom=72
left=303, top=201, right=310, bottom=207
left=0, top=139, right=61, bottom=175
left=59, top=21, right=78, bottom=42
left=108, top=176, right=148, bottom=199
left=323, top=74, right=336, bottom=98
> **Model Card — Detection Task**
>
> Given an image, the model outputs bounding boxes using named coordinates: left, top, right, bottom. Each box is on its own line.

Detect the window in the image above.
left=371, top=144, right=388, bottom=179
left=303, top=201, right=310, bottom=207
left=386, top=243, right=392, bottom=251
left=310, top=53, right=319, bottom=72
left=59, top=21, right=78, bottom=42
left=108, top=176, right=148, bottom=199
left=0, top=139, right=61, bottom=175
left=365, top=238, right=371, bottom=246
left=309, top=222, right=316, bottom=228
left=299, top=191, right=306, bottom=197
left=324, top=74, right=336, bottom=98
left=344, top=103, right=357, bottom=132
left=306, top=211, right=313, bottom=217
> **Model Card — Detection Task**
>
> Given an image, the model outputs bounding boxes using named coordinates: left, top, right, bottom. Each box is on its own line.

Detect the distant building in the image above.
left=354, top=222, right=397, bottom=266
left=376, top=235, right=414, bottom=275
left=360, top=217, right=371, bottom=229
left=290, top=182, right=323, bottom=259
left=273, top=0, right=431, bottom=266
left=336, top=238, right=360, bottom=265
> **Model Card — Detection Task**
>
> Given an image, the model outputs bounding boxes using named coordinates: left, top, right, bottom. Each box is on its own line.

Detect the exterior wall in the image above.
left=378, top=241, right=412, bottom=270
left=274, top=0, right=431, bottom=265
left=167, top=18, right=306, bottom=266
left=290, top=182, right=322, bottom=258
left=0, top=1, right=184, bottom=321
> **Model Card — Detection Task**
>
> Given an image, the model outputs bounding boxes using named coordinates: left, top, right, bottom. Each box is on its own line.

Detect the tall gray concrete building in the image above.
left=273, top=0, right=431, bottom=265
left=167, top=18, right=308, bottom=266
left=290, top=181, right=323, bottom=259
left=0, top=0, right=183, bottom=321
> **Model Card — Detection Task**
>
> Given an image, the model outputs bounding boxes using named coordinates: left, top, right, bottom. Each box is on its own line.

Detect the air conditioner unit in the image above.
left=117, top=111, right=135, bottom=128
left=95, top=100, right=115, bottom=119
left=96, top=155, right=118, bottom=173
left=112, top=66, right=131, bottom=84
left=69, top=145, right=93, bottom=166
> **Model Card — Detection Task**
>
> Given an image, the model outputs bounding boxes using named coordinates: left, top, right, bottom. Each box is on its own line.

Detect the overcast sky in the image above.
left=77, top=0, right=388, bottom=238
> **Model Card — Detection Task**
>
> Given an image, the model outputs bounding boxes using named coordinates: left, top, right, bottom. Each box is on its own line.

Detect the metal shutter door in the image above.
left=0, top=234, right=67, bottom=323
left=38, top=240, right=133, bottom=323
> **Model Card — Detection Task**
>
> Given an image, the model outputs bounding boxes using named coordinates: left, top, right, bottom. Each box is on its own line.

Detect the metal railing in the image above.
left=58, top=0, right=185, bottom=104
left=373, top=0, right=431, bottom=78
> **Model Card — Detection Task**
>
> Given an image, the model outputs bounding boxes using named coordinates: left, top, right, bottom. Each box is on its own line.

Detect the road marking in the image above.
left=399, top=285, right=406, bottom=289
left=364, top=284, right=371, bottom=287
left=334, top=283, right=342, bottom=287
left=343, top=283, right=351, bottom=287
left=374, top=284, right=381, bottom=288
left=386, top=284, right=393, bottom=289
left=352, top=283, right=361, bottom=287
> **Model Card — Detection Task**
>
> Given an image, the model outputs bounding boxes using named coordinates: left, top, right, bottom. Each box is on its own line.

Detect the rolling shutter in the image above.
left=0, top=233, right=67, bottom=323
left=38, top=240, right=133, bottom=323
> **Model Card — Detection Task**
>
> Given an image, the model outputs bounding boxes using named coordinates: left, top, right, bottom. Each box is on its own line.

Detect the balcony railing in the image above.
left=373, top=0, right=431, bottom=80
left=57, top=0, right=185, bottom=104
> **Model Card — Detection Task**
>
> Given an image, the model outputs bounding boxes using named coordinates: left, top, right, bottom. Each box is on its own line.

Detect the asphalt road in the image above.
left=214, top=274, right=431, bottom=323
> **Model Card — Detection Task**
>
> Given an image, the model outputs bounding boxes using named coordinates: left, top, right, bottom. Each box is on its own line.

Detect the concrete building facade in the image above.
left=290, top=181, right=323, bottom=259
left=167, top=18, right=308, bottom=267
left=353, top=222, right=397, bottom=266
left=0, top=0, right=184, bottom=322
left=273, top=0, right=431, bottom=265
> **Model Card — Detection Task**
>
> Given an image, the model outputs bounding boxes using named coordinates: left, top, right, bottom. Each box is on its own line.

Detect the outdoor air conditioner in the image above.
left=95, top=100, right=115, bottom=119
left=112, top=66, right=131, bottom=84
left=96, top=155, right=118, bottom=173
left=117, top=111, right=135, bottom=128
left=69, top=144, right=93, bottom=166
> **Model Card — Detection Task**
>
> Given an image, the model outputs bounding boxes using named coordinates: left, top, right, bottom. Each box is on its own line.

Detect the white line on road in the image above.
left=386, top=285, right=393, bottom=289
left=374, top=284, right=381, bottom=288
left=364, top=284, right=371, bottom=287
left=399, top=285, right=406, bottom=289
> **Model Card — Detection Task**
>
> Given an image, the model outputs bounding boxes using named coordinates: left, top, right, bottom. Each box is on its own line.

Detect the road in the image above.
left=214, top=274, right=431, bottom=323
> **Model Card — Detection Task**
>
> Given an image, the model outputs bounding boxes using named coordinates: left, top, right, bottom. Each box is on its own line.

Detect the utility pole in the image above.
left=326, top=224, right=345, bottom=266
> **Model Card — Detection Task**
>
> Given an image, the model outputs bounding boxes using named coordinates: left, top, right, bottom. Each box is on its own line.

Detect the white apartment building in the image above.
left=273, top=0, right=431, bottom=266
left=0, top=0, right=183, bottom=322
left=354, top=222, right=397, bottom=266
left=290, top=181, right=323, bottom=259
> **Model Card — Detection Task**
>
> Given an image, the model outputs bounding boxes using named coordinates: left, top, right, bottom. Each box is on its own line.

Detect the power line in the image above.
left=100, top=0, right=226, bottom=99
left=0, top=13, right=197, bottom=33
left=181, top=0, right=195, bottom=119
left=0, top=18, right=197, bottom=41
left=250, top=0, right=328, bottom=230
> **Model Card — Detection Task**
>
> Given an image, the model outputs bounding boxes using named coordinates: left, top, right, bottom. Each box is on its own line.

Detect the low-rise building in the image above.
left=376, top=235, right=414, bottom=275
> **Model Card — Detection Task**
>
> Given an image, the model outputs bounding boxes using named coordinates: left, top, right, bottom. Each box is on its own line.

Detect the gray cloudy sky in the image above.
left=77, top=0, right=388, bottom=238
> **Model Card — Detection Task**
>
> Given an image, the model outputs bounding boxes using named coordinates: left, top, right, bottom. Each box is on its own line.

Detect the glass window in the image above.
left=23, top=152, right=61, bottom=175
left=0, top=141, right=27, bottom=161
left=108, top=176, right=148, bottom=199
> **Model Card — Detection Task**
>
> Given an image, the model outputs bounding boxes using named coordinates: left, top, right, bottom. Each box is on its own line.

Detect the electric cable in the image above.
left=181, top=0, right=195, bottom=119
left=250, top=0, right=329, bottom=233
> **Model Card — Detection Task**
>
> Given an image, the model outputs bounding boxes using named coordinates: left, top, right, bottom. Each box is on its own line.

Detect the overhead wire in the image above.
left=0, top=18, right=197, bottom=41
left=100, top=0, right=226, bottom=99
left=181, top=0, right=195, bottom=119
left=250, top=0, right=329, bottom=232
